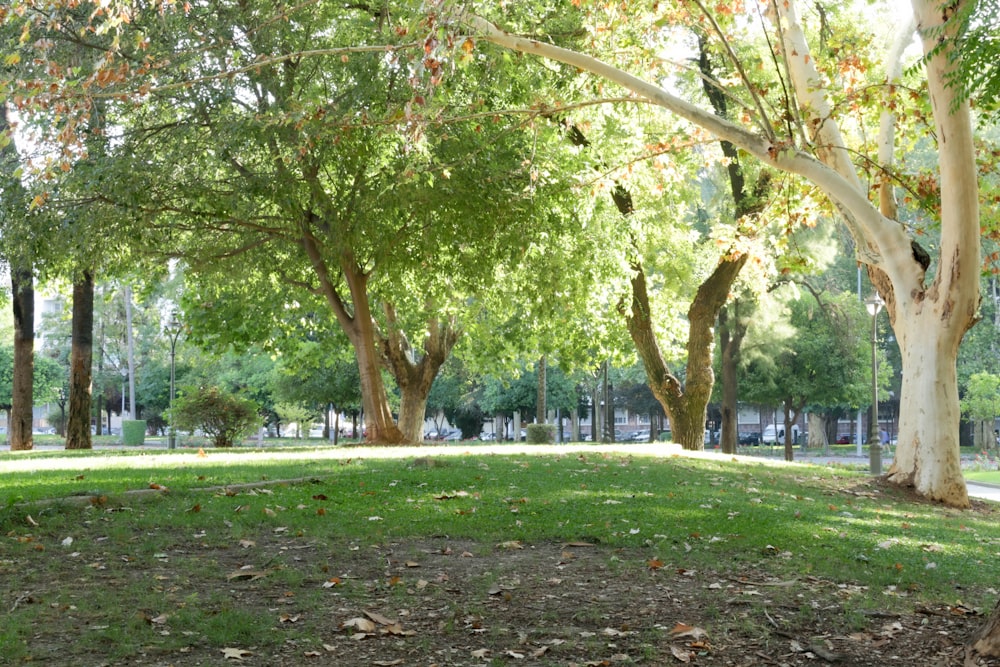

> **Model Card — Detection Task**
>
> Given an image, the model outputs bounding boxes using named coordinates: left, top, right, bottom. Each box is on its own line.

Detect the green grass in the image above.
left=1, top=445, right=998, bottom=664
left=1, top=448, right=995, bottom=598
left=966, top=470, right=1000, bottom=485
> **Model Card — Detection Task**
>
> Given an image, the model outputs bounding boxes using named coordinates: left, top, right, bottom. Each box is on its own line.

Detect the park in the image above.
left=3, top=0, right=1000, bottom=664
left=1, top=440, right=1000, bottom=665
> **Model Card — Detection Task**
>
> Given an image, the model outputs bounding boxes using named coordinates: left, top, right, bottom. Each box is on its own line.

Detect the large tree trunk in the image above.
left=2, top=103, right=33, bottom=452
left=66, top=272, right=94, bottom=450
left=886, top=322, right=968, bottom=502
left=302, top=235, right=406, bottom=444
left=626, top=256, right=745, bottom=451
left=10, top=266, right=34, bottom=451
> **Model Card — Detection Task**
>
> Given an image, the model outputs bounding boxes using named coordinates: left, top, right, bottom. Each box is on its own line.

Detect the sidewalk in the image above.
left=6, top=440, right=1000, bottom=503
left=966, top=482, right=1000, bottom=502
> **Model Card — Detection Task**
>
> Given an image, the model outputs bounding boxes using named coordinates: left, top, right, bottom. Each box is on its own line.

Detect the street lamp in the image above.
left=165, top=312, right=183, bottom=450
left=865, top=293, right=884, bottom=475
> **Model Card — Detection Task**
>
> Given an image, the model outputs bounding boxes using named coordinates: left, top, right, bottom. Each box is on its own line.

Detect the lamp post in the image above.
left=165, top=312, right=183, bottom=450
left=865, top=293, right=884, bottom=475
left=57, top=387, right=66, bottom=437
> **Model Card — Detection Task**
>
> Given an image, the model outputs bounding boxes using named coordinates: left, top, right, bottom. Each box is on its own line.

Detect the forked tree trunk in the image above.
left=10, top=266, right=34, bottom=451
left=303, top=239, right=406, bottom=443
left=626, top=256, right=745, bottom=451
left=380, top=305, right=460, bottom=443
left=66, top=272, right=94, bottom=450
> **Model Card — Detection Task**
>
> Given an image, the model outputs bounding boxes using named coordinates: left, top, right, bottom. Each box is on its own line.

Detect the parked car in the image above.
left=738, top=431, right=761, bottom=446
left=629, top=430, right=651, bottom=442
left=762, top=424, right=800, bottom=444
left=836, top=435, right=850, bottom=444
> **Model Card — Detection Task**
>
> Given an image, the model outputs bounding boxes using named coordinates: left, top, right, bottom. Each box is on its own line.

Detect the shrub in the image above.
left=121, top=420, right=147, bottom=446
left=171, top=386, right=260, bottom=448
left=525, top=423, right=556, bottom=444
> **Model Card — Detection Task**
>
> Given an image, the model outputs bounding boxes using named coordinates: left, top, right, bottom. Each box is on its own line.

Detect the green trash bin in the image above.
left=122, top=420, right=147, bottom=446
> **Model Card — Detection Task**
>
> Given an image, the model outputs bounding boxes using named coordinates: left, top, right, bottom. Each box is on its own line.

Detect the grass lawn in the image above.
left=1, top=443, right=997, bottom=666
left=966, top=470, right=1000, bottom=486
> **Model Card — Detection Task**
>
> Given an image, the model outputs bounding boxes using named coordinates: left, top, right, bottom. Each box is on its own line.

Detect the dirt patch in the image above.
left=7, top=533, right=992, bottom=666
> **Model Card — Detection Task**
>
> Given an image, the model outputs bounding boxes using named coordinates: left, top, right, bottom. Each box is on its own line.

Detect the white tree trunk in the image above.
left=887, top=318, right=968, bottom=504
left=807, top=413, right=827, bottom=450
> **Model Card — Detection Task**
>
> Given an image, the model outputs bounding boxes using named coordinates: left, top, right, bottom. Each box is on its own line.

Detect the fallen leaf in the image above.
left=221, top=647, right=251, bottom=660
left=364, top=610, right=397, bottom=625
left=279, top=614, right=300, bottom=623
left=670, top=644, right=693, bottom=662
left=342, top=617, right=377, bottom=633
left=238, top=539, right=256, bottom=549
left=372, top=661, right=404, bottom=666
left=25, top=515, right=38, bottom=527
left=471, top=648, right=489, bottom=658
left=496, top=541, right=523, bottom=550
left=669, top=623, right=708, bottom=640
left=433, top=490, right=470, bottom=500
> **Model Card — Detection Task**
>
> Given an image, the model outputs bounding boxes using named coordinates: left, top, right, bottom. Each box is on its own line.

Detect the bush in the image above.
left=525, top=423, right=556, bottom=444
left=122, top=420, right=147, bottom=446
left=172, top=386, right=260, bottom=448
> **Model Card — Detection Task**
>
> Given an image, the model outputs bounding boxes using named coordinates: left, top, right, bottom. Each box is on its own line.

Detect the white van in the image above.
left=762, top=423, right=800, bottom=444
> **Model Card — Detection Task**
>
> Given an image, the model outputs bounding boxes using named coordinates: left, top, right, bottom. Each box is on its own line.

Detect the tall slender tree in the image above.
left=1, top=104, right=35, bottom=451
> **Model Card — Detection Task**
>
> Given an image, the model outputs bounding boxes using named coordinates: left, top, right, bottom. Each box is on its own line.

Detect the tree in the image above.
left=742, top=287, right=880, bottom=461
left=0, top=103, right=36, bottom=451
left=460, top=0, right=980, bottom=507
left=960, top=372, right=1000, bottom=451
left=172, top=386, right=260, bottom=448
left=0, top=345, right=62, bottom=438
left=56, top=0, right=589, bottom=447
